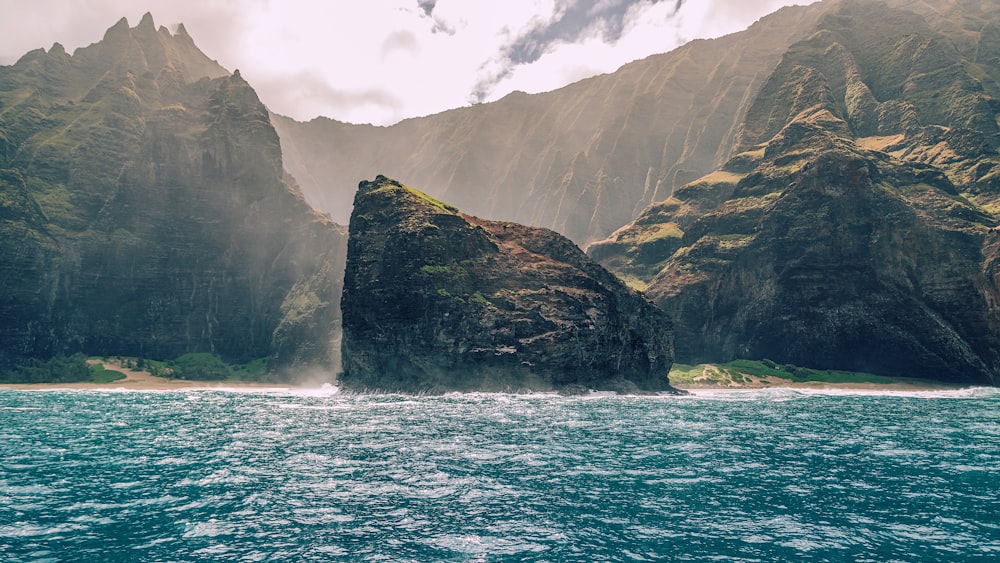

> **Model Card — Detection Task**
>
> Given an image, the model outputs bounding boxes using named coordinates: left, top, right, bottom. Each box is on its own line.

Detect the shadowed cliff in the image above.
left=339, top=176, right=675, bottom=393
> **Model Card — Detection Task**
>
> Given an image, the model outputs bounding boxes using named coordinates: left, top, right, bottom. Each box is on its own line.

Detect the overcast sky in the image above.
left=0, top=0, right=806, bottom=125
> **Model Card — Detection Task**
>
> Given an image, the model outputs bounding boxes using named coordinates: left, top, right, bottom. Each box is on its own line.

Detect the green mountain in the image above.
left=588, top=0, right=1000, bottom=385
left=339, top=176, right=675, bottom=393
left=272, top=3, right=829, bottom=244
left=0, top=14, right=346, bottom=375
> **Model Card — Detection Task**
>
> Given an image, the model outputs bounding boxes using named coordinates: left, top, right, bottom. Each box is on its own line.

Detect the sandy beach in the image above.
left=0, top=359, right=302, bottom=392
left=0, top=359, right=971, bottom=393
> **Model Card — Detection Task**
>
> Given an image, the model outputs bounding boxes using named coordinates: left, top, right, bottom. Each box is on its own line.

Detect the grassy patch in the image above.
left=635, top=222, right=683, bottom=244
left=669, top=359, right=943, bottom=387
left=690, top=170, right=746, bottom=185
left=618, top=274, right=649, bottom=292
left=714, top=234, right=755, bottom=251
left=856, top=134, right=904, bottom=151
left=234, top=358, right=270, bottom=381
left=98, top=355, right=271, bottom=382
left=168, top=353, right=233, bottom=380
left=404, top=185, right=459, bottom=212
left=666, top=363, right=708, bottom=385
left=469, top=291, right=492, bottom=307
left=88, top=363, right=126, bottom=383
left=420, top=264, right=455, bottom=275
left=371, top=181, right=458, bottom=212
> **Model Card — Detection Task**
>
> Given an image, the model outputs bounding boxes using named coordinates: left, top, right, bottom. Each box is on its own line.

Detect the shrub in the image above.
left=168, top=353, right=233, bottom=380
left=233, top=358, right=270, bottom=381
left=0, top=353, right=91, bottom=383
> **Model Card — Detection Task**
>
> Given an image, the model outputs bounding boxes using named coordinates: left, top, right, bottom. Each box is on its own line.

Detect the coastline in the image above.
left=674, top=380, right=968, bottom=394
left=668, top=362, right=973, bottom=394
left=0, top=358, right=976, bottom=393
left=0, top=359, right=305, bottom=392
left=0, top=364, right=971, bottom=394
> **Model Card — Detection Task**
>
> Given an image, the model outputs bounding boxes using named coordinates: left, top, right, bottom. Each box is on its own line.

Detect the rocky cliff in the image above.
left=339, top=176, right=675, bottom=393
left=0, top=14, right=346, bottom=374
left=588, top=0, right=1000, bottom=385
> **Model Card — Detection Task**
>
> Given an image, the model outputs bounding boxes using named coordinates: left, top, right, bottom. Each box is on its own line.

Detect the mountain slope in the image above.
left=272, top=3, right=828, bottom=244
left=588, top=0, right=1000, bottom=385
left=0, top=14, right=346, bottom=374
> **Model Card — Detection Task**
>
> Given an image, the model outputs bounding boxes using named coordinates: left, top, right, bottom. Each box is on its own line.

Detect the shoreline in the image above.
left=675, top=383, right=971, bottom=395
left=0, top=375, right=973, bottom=395
left=0, top=359, right=978, bottom=394
left=0, top=359, right=311, bottom=392
left=672, top=379, right=968, bottom=393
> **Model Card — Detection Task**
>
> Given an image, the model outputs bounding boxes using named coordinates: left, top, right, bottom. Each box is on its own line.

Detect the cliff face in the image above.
left=0, top=14, right=346, bottom=374
left=340, top=176, right=674, bottom=393
left=588, top=0, right=1000, bottom=385
left=273, top=3, right=828, bottom=244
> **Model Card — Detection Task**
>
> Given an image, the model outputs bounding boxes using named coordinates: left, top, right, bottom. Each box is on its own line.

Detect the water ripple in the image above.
left=0, top=389, right=997, bottom=561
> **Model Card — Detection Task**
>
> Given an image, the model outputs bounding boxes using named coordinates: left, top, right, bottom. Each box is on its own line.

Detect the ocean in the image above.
left=1, top=387, right=998, bottom=562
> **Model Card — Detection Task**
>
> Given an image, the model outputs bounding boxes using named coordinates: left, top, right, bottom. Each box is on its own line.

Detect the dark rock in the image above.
left=339, top=176, right=676, bottom=393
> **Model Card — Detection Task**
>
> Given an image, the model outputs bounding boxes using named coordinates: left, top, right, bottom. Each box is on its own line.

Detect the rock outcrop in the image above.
left=339, top=176, right=675, bottom=393
left=0, top=15, right=346, bottom=375
left=588, top=0, right=1000, bottom=386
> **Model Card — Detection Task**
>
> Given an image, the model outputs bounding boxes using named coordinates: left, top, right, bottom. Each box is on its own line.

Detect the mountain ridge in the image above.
left=272, top=2, right=830, bottom=244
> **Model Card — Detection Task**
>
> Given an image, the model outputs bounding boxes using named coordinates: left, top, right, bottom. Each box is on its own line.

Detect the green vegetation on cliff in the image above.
left=590, top=0, right=1000, bottom=386
left=0, top=15, right=347, bottom=377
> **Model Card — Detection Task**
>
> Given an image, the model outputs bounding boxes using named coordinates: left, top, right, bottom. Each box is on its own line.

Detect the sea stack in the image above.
left=339, top=176, right=676, bottom=393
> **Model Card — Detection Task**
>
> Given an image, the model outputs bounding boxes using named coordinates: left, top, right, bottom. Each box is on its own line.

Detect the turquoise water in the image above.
left=1, top=387, right=998, bottom=562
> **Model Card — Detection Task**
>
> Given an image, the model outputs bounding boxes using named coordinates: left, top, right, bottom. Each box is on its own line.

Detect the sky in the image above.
left=0, top=0, right=807, bottom=125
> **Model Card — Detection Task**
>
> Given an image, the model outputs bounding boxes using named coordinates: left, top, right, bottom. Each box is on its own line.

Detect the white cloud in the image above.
left=0, top=0, right=805, bottom=125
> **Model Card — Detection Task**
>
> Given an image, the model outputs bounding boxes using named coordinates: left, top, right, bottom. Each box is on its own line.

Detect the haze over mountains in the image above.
left=0, top=14, right=345, bottom=375
left=272, top=4, right=828, bottom=244
left=3, top=1, right=1000, bottom=386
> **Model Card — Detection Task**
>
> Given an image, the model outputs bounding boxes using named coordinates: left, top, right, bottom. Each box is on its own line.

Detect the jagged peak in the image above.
left=367, top=174, right=400, bottom=189
left=14, top=48, right=47, bottom=65
left=137, top=12, right=155, bottom=31
left=49, top=42, right=66, bottom=56
left=69, top=14, right=229, bottom=82
left=228, top=69, right=252, bottom=87
left=103, top=17, right=130, bottom=41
